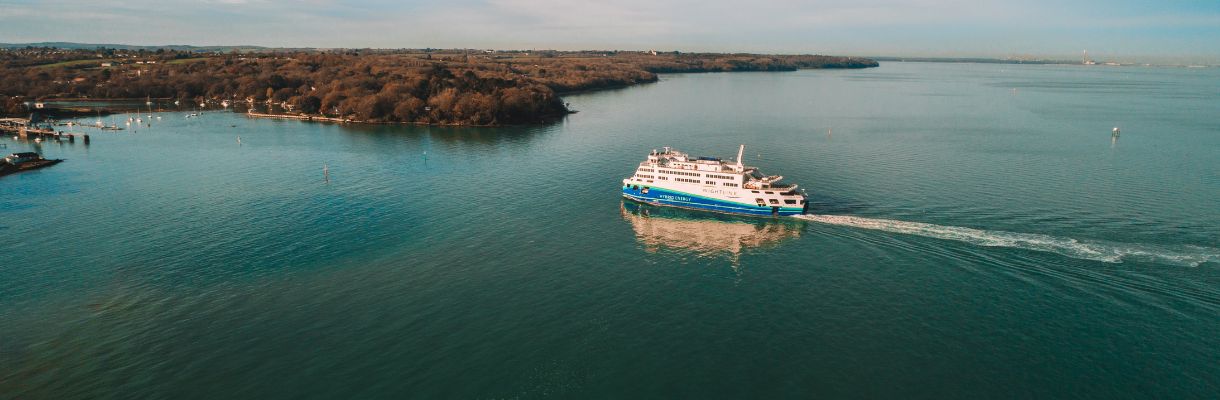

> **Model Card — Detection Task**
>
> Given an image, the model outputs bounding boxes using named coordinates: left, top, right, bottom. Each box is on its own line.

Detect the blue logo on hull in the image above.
left=622, top=185, right=803, bottom=216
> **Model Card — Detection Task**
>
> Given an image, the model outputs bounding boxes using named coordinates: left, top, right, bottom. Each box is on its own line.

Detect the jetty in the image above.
left=1, top=118, right=90, bottom=144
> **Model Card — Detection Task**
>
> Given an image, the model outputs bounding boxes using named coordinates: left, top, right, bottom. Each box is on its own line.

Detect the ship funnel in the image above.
left=736, top=144, right=745, bottom=168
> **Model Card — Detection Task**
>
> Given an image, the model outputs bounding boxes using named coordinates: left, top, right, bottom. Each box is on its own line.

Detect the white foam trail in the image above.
left=794, top=214, right=1220, bottom=267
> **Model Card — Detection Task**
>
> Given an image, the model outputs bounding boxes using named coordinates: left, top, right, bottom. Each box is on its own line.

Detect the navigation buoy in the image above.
left=237, top=136, right=242, bottom=146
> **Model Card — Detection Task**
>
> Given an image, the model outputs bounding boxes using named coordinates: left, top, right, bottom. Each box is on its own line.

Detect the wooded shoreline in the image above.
left=2, top=48, right=878, bottom=126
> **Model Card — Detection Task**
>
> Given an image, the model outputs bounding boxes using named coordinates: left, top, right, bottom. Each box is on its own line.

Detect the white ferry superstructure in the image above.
left=622, top=145, right=808, bottom=216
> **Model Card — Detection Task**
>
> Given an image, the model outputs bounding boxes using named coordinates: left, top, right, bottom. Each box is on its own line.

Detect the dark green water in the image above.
left=2, top=62, right=1219, bottom=399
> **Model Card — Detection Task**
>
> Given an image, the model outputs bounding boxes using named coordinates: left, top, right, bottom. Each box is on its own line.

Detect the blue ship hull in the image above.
left=622, top=185, right=805, bottom=216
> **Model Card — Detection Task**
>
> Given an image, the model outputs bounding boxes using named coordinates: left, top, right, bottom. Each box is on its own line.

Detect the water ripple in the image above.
left=794, top=214, right=1220, bottom=267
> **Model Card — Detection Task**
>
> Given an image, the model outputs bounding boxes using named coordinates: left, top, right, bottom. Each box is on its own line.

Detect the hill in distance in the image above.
left=0, top=42, right=269, bottom=53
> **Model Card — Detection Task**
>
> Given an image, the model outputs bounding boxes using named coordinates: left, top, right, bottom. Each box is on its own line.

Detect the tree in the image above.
left=321, top=92, right=346, bottom=116
left=296, top=95, right=322, bottom=114
left=427, top=88, right=458, bottom=121
left=273, top=87, right=295, bottom=102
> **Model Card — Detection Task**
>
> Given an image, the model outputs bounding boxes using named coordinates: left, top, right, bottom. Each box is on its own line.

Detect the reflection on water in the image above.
left=620, top=201, right=802, bottom=260
left=326, top=118, right=558, bottom=145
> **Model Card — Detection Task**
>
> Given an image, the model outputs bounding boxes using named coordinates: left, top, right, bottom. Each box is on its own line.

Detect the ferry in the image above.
left=622, top=145, right=808, bottom=216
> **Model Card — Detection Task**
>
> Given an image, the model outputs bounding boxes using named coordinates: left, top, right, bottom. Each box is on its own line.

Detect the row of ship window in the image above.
left=757, top=198, right=803, bottom=205
left=638, top=167, right=733, bottom=180
left=636, top=173, right=740, bottom=187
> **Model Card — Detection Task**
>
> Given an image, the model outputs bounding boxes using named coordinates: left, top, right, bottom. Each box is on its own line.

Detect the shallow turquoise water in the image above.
left=2, top=62, right=1219, bottom=398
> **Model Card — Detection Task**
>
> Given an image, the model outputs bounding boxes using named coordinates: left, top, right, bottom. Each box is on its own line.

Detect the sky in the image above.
left=2, top=0, right=1218, bottom=62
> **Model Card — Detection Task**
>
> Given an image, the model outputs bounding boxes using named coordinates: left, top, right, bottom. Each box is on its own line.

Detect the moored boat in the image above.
left=1, top=152, right=63, bottom=177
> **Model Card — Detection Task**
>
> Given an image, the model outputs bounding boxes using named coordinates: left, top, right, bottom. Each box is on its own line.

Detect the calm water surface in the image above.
left=2, top=62, right=1219, bottom=398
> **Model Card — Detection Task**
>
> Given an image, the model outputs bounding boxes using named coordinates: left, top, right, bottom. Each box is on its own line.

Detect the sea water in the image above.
left=2, top=62, right=1218, bottom=398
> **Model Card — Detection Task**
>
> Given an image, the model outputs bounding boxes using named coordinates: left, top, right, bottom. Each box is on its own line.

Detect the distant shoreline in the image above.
left=870, top=56, right=1215, bottom=68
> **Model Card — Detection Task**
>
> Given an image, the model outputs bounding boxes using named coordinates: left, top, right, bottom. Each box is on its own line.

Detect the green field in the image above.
left=34, top=59, right=113, bottom=69
left=166, top=57, right=208, bottom=64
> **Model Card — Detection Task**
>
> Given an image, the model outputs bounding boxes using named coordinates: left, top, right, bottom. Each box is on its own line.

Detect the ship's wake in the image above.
left=793, top=214, right=1219, bottom=267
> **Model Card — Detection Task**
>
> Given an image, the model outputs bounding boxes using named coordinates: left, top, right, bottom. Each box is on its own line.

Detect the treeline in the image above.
left=1, top=96, right=26, bottom=115
left=635, top=53, right=878, bottom=73
left=488, top=53, right=877, bottom=92
left=0, top=48, right=877, bottom=125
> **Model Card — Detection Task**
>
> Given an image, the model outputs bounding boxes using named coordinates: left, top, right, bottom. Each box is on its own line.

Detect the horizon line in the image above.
left=3, top=41, right=1217, bottom=66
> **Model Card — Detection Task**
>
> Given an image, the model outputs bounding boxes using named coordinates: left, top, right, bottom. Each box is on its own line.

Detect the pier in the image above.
left=1, top=118, right=90, bottom=144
